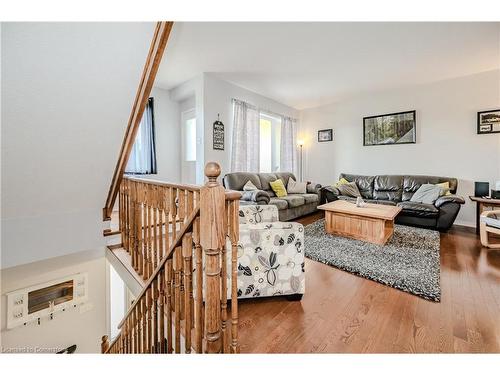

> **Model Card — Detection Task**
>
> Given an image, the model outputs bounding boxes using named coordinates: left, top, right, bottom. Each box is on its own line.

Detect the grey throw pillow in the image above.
left=337, top=181, right=361, bottom=198
left=287, top=178, right=307, bottom=194
left=410, top=184, right=442, bottom=204
left=243, top=180, right=258, bottom=191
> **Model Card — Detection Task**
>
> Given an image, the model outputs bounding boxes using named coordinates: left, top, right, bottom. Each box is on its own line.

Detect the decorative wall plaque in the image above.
left=213, top=114, right=224, bottom=150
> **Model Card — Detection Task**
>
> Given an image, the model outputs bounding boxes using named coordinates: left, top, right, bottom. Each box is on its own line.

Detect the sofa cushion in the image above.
left=223, top=172, right=262, bottom=191
left=258, top=173, right=279, bottom=191
left=337, top=181, right=361, bottom=198
left=373, top=175, right=403, bottom=201
left=337, top=195, right=357, bottom=203
left=287, top=178, right=307, bottom=194
left=365, top=199, right=397, bottom=206
left=269, top=179, right=288, bottom=197
left=281, top=195, right=306, bottom=208
left=402, top=175, right=458, bottom=201
left=268, top=198, right=288, bottom=210
left=265, top=189, right=276, bottom=197
left=410, top=184, right=442, bottom=204
left=275, top=172, right=296, bottom=187
left=340, top=173, right=374, bottom=199
left=243, top=180, right=258, bottom=191
left=397, top=201, right=439, bottom=218
left=301, top=193, right=319, bottom=204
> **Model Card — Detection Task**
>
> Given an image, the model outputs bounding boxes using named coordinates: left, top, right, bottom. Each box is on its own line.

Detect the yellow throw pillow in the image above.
left=270, top=179, right=288, bottom=198
left=435, top=182, right=452, bottom=196
left=333, top=178, right=349, bottom=188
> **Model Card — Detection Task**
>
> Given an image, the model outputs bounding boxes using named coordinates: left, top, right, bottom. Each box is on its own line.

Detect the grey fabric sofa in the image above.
left=223, top=172, right=321, bottom=221
left=320, top=173, right=465, bottom=231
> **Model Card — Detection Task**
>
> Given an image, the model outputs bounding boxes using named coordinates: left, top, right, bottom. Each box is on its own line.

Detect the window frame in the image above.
left=124, top=97, right=157, bottom=175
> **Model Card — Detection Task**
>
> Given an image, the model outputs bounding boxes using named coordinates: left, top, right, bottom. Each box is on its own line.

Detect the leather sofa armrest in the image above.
left=434, top=195, right=465, bottom=208
left=320, top=186, right=340, bottom=203
left=240, top=190, right=271, bottom=205
left=306, top=182, right=322, bottom=194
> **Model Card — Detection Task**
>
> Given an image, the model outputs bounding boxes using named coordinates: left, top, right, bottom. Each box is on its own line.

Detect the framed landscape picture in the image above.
left=477, top=109, right=500, bottom=134
left=363, top=110, right=416, bottom=146
left=318, top=129, right=333, bottom=142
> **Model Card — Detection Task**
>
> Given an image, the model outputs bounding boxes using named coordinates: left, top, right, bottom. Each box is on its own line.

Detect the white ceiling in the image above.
left=156, top=22, right=500, bottom=110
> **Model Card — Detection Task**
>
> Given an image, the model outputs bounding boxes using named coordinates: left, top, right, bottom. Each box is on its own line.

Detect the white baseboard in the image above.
left=453, top=220, right=475, bottom=228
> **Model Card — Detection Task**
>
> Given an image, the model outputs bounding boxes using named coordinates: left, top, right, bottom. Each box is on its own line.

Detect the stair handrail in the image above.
left=103, top=21, right=173, bottom=221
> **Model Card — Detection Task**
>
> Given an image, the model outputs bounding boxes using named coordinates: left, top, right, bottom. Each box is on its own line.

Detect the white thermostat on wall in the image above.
left=6, top=273, right=88, bottom=329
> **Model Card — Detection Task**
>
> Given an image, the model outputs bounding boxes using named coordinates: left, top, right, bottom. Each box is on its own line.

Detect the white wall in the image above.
left=170, top=75, right=204, bottom=184
left=150, top=86, right=181, bottom=183
left=108, top=263, right=125, bottom=340
left=300, top=70, right=500, bottom=226
left=1, top=23, right=155, bottom=268
left=1, top=249, right=106, bottom=353
left=202, top=73, right=299, bottom=179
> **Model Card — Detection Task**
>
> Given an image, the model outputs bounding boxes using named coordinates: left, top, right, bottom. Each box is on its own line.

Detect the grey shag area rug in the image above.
left=304, top=219, right=441, bottom=301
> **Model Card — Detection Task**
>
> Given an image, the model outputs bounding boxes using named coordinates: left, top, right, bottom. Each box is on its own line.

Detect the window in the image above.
left=259, top=113, right=281, bottom=173
left=184, top=113, right=197, bottom=162
left=125, top=98, right=157, bottom=174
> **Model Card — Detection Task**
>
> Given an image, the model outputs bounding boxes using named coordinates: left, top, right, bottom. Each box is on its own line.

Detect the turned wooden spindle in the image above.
left=200, top=162, right=225, bottom=353
left=221, top=201, right=229, bottom=353
left=152, top=279, right=159, bottom=353
left=182, top=232, right=193, bottom=353
left=229, top=199, right=240, bottom=353
left=166, top=260, right=173, bottom=353
left=173, top=246, right=182, bottom=353
left=152, top=186, right=159, bottom=270
left=158, top=270, right=166, bottom=353
left=193, top=217, right=203, bottom=353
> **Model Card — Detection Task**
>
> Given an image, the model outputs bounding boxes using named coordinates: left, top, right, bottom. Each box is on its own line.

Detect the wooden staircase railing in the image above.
left=102, top=162, right=241, bottom=354
left=103, top=21, right=173, bottom=221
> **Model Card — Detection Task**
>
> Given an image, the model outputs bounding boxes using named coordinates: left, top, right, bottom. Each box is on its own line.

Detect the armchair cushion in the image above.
left=434, top=194, right=465, bottom=208
left=235, top=221, right=305, bottom=299
left=482, top=217, right=500, bottom=229
left=239, top=205, right=279, bottom=224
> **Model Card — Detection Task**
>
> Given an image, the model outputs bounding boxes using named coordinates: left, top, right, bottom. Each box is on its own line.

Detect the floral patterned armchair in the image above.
left=228, top=205, right=305, bottom=300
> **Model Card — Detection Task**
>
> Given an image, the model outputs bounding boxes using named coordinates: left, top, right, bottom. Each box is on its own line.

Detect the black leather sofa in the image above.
left=320, top=173, right=465, bottom=231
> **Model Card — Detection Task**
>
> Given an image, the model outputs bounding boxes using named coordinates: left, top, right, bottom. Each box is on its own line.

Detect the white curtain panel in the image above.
left=280, top=116, right=298, bottom=177
left=126, top=99, right=156, bottom=174
left=230, top=99, right=260, bottom=172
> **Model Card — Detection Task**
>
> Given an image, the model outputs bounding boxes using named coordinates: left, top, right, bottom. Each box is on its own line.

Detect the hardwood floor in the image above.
left=237, top=212, right=500, bottom=353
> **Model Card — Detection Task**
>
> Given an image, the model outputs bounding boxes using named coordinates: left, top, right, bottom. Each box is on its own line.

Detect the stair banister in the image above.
left=104, top=163, right=241, bottom=354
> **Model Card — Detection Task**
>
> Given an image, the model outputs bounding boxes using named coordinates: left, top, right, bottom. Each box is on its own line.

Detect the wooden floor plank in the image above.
left=238, top=212, right=500, bottom=353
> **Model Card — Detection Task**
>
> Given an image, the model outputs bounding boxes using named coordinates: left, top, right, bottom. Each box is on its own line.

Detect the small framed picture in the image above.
left=318, top=129, right=333, bottom=142
left=477, top=109, right=500, bottom=134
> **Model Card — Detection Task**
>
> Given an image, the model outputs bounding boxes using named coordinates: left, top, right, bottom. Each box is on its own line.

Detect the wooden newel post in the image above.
left=200, top=162, right=226, bottom=353
left=101, top=335, right=109, bottom=353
